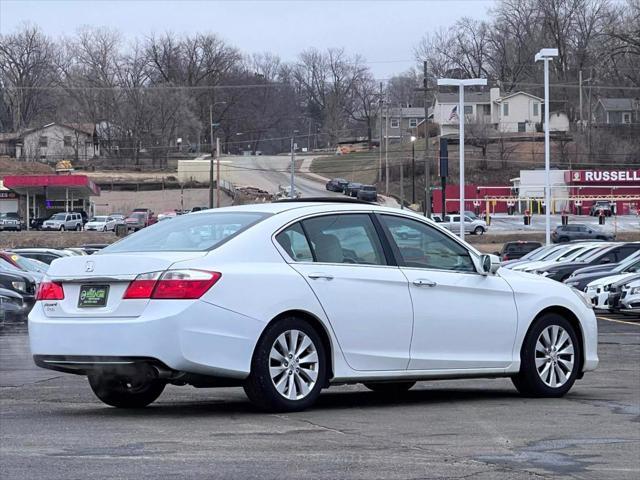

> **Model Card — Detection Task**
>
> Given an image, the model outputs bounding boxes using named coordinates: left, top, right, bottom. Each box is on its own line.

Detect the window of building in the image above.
left=622, top=112, right=631, bottom=124
left=502, top=103, right=509, bottom=116
left=482, top=104, right=491, bottom=115
left=409, top=118, right=418, bottom=128
left=390, top=118, right=400, bottom=128
left=39, top=136, right=48, bottom=148
left=63, top=136, right=72, bottom=147
left=464, top=105, right=473, bottom=115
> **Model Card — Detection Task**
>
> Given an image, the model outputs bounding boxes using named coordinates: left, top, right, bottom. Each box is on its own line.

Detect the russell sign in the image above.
left=565, top=169, right=640, bottom=184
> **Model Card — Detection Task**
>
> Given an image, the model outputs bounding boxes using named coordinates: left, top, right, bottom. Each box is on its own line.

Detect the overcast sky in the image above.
left=1, top=0, right=493, bottom=78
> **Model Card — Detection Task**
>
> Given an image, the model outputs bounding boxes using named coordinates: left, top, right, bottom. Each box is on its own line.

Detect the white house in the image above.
left=432, top=88, right=560, bottom=136
left=17, top=123, right=97, bottom=163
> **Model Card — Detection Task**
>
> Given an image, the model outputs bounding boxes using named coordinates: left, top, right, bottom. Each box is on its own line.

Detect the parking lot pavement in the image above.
left=1, top=319, right=638, bottom=480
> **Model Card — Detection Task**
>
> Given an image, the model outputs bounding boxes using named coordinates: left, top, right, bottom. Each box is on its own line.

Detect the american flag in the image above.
left=448, top=106, right=458, bottom=121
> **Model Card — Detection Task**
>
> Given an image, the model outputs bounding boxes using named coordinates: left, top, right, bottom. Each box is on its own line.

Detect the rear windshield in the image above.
left=102, top=211, right=270, bottom=253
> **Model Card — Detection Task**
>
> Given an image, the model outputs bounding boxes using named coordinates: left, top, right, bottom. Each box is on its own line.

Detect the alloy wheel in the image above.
left=535, top=325, right=575, bottom=388
left=269, top=329, right=319, bottom=400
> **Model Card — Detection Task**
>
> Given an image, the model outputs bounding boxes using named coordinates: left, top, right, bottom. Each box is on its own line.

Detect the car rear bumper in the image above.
left=29, top=299, right=265, bottom=379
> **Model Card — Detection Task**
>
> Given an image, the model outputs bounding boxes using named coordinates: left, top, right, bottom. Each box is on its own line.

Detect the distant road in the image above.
left=221, top=155, right=340, bottom=197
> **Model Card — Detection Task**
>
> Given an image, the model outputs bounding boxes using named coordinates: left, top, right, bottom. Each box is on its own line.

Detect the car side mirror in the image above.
left=480, top=254, right=501, bottom=275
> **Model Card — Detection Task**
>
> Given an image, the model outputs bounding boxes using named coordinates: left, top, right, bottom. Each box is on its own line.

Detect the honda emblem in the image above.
left=85, top=261, right=94, bottom=273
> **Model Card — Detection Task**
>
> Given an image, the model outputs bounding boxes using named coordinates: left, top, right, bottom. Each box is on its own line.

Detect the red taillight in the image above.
left=122, top=272, right=161, bottom=299
left=123, top=270, right=221, bottom=300
left=36, top=281, right=65, bottom=301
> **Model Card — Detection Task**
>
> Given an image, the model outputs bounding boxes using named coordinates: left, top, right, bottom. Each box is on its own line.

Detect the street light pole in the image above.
left=290, top=130, right=299, bottom=198
left=535, top=48, right=559, bottom=246
left=209, top=104, right=214, bottom=209
left=437, top=78, right=487, bottom=239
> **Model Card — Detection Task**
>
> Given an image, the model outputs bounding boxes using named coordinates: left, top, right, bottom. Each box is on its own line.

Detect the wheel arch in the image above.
left=258, top=309, right=334, bottom=385
left=525, top=305, right=585, bottom=375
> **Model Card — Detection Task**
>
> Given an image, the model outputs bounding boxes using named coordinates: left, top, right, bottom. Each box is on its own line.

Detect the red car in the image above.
left=125, top=211, right=156, bottom=231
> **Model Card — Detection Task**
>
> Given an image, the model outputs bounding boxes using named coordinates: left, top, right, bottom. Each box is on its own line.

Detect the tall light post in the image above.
left=410, top=135, right=417, bottom=204
left=437, top=78, right=487, bottom=239
left=290, top=130, right=299, bottom=198
left=535, top=48, right=558, bottom=246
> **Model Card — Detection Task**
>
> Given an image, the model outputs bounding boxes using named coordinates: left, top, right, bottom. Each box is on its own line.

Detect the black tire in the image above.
left=243, top=317, right=327, bottom=412
left=512, top=313, right=581, bottom=398
left=474, top=226, right=484, bottom=235
left=558, top=236, right=569, bottom=243
left=60, top=225, right=65, bottom=231
left=88, top=374, right=165, bottom=408
left=363, top=381, right=416, bottom=394
left=76, top=224, right=82, bottom=231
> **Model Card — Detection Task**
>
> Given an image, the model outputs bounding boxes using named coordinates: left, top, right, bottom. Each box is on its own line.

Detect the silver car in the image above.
left=42, top=212, right=83, bottom=231
left=442, top=214, right=488, bottom=235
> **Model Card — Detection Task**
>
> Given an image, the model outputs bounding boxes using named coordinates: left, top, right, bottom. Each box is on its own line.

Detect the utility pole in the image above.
left=579, top=70, right=583, bottom=126
left=385, top=102, right=389, bottom=194
left=378, top=82, right=384, bottom=184
left=209, top=104, right=214, bottom=209
left=411, top=139, right=416, bottom=204
left=399, top=104, right=403, bottom=205
left=414, top=61, right=432, bottom=217
left=290, top=131, right=298, bottom=198
left=215, top=137, right=221, bottom=208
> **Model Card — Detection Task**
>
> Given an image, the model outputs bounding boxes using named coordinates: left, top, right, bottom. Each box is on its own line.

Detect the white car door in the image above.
left=276, top=213, right=413, bottom=371
left=378, top=214, right=518, bottom=370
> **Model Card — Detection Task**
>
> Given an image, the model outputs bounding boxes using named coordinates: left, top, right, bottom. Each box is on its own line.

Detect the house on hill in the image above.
left=16, top=123, right=98, bottom=162
left=595, top=98, right=638, bottom=125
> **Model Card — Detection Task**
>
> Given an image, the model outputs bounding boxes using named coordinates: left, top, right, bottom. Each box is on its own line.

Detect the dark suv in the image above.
left=499, top=241, right=543, bottom=261
left=551, top=224, right=615, bottom=243
left=357, top=185, right=377, bottom=202
left=326, top=178, right=349, bottom=192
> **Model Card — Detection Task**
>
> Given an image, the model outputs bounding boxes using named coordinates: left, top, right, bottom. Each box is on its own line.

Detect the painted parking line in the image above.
left=598, top=315, right=640, bottom=326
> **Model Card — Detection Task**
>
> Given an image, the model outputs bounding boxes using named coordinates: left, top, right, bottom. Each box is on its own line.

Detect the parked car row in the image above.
left=325, top=178, right=378, bottom=202
left=0, top=246, right=108, bottom=324
left=502, top=241, right=640, bottom=316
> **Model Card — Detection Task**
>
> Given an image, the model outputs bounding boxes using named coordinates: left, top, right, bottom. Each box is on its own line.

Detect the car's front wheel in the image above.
left=512, top=313, right=581, bottom=397
left=474, top=226, right=485, bottom=235
left=244, top=317, right=327, bottom=412
left=364, top=381, right=416, bottom=394
left=88, top=374, right=165, bottom=408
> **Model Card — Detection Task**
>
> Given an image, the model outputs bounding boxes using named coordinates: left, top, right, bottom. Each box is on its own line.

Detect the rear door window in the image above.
left=275, top=223, right=313, bottom=262
left=301, top=214, right=387, bottom=265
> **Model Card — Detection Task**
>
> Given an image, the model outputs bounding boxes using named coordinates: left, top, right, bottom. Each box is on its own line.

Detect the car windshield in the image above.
left=362, top=186, right=375, bottom=191
left=51, top=213, right=67, bottom=220
left=9, top=254, right=48, bottom=273
left=102, top=211, right=270, bottom=252
left=129, top=212, right=145, bottom=219
left=573, top=246, right=603, bottom=261
left=91, top=216, right=108, bottom=222
left=540, top=247, right=570, bottom=260
left=580, top=247, right=611, bottom=263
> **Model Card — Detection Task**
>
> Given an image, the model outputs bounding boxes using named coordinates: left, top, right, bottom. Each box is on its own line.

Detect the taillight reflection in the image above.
left=123, top=270, right=221, bottom=300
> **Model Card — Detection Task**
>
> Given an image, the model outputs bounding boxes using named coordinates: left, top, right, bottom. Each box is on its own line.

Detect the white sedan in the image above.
left=84, top=216, right=117, bottom=232
left=585, top=272, right=637, bottom=310
left=29, top=201, right=598, bottom=412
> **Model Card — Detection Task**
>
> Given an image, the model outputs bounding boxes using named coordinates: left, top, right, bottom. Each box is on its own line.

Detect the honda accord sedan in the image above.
left=29, top=200, right=598, bottom=412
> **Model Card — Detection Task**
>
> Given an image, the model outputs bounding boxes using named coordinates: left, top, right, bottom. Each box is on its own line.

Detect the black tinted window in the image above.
left=381, top=215, right=476, bottom=272
left=301, top=214, right=387, bottom=265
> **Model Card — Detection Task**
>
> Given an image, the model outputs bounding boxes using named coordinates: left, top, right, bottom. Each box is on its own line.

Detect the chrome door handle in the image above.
left=308, top=273, right=334, bottom=280
left=413, top=279, right=437, bottom=287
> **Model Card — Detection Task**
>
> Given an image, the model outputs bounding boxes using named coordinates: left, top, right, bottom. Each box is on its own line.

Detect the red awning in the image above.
left=2, top=175, right=100, bottom=196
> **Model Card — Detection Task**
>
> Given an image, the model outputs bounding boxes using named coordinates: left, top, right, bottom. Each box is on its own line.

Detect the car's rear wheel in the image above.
left=244, top=317, right=327, bottom=412
left=363, top=381, right=415, bottom=394
left=512, top=313, right=580, bottom=397
left=558, top=236, right=569, bottom=243
left=60, top=225, right=65, bottom=231
left=76, top=224, right=82, bottom=231
left=88, top=374, right=165, bottom=408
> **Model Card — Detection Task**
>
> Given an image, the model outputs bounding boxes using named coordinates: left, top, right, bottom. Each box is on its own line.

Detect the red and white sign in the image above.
left=565, top=169, right=640, bottom=184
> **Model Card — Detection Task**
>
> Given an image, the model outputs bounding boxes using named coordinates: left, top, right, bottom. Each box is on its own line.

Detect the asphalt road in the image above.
left=221, top=155, right=341, bottom=197
left=1, top=316, right=638, bottom=480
